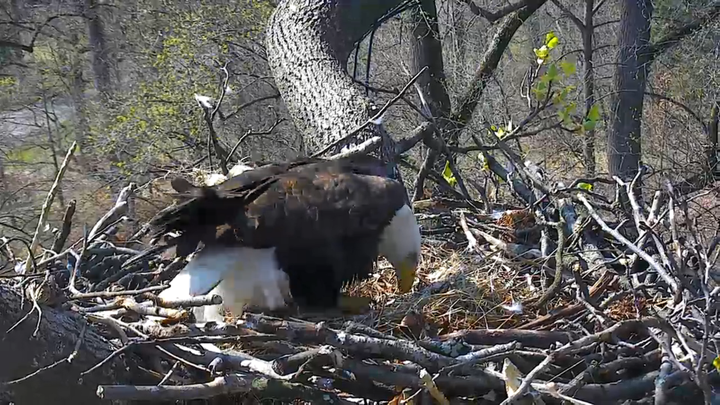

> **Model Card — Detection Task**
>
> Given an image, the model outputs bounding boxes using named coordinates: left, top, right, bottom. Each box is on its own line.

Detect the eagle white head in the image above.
left=377, top=204, right=421, bottom=293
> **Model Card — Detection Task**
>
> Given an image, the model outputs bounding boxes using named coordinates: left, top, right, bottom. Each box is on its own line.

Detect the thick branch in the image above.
left=648, top=2, right=720, bottom=62
left=460, top=0, right=531, bottom=23
left=452, top=0, right=547, bottom=126
left=0, top=282, right=147, bottom=404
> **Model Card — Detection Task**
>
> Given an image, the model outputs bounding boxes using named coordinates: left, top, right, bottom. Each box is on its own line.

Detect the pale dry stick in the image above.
left=459, top=212, right=481, bottom=255
left=97, top=374, right=250, bottom=401
left=199, top=347, right=294, bottom=380
left=97, top=373, right=353, bottom=403
left=399, top=388, right=424, bottom=405
left=152, top=293, right=223, bottom=309
left=438, top=341, right=520, bottom=376
left=24, top=141, right=77, bottom=274
left=614, top=173, right=645, bottom=235
left=500, top=354, right=554, bottom=405
left=667, top=189, right=686, bottom=280
left=84, top=312, right=129, bottom=344
left=472, top=229, right=542, bottom=259
left=311, top=66, right=429, bottom=158
left=577, top=194, right=679, bottom=294
left=536, top=383, right=595, bottom=405
left=70, top=285, right=168, bottom=301
left=79, top=312, right=153, bottom=378
left=646, top=190, right=664, bottom=226
left=116, top=297, right=189, bottom=320
left=67, top=229, right=87, bottom=297
left=154, top=345, right=210, bottom=373
left=6, top=270, right=50, bottom=336
left=504, top=318, right=673, bottom=403
left=619, top=175, right=670, bottom=273
left=418, top=369, right=450, bottom=405
left=131, top=318, right=251, bottom=339
left=87, top=183, right=136, bottom=242
left=79, top=344, right=130, bottom=378
left=158, top=361, right=180, bottom=386
left=328, top=136, right=382, bottom=160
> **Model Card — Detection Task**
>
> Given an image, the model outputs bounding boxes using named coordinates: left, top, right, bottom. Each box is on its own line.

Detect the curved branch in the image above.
left=645, top=92, right=708, bottom=133
left=266, top=0, right=403, bottom=155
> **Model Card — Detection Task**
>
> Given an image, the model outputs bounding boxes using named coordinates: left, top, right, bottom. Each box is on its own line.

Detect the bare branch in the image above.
left=460, top=0, right=531, bottom=23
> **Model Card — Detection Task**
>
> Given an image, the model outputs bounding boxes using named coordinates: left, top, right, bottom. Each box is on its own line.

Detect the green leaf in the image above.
left=557, top=102, right=576, bottom=125
left=582, top=119, right=596, bottom=132
left=577, top=182, right=594, bottom=192
left=566, top=102, right=577, bottom=114
left=546, top=64, right=559, bottom=82
left=545, top=31, right=557, bottom=46
left=560, top=61, right=576, bottom=76
left=587, top=103, right=601, bottom=121
left=547, top=36, right=559, bottom=49
left=558, top=109, right=568, bottom=123
left=532, top=81, right=548, bottom=100
left=581, top=104, right=602, bottom=132
left=442, top=161, right=457, bottom=187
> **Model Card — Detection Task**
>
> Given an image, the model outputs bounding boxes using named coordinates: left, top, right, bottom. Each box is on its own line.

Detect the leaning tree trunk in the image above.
left=0, top=282, right=147, bottom=404
left=607, top=0, right=654, bottom=182
left=265, top=0, right=404, bottom=178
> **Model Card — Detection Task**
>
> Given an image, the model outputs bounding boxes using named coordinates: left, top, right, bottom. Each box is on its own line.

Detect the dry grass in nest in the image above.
left=607, top=294, right=649, bottom=321
left=337, top=243, right=543, bottom=335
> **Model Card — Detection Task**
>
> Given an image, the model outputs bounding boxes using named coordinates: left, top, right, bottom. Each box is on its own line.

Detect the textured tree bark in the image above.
left=708, top=101, right=718, bottom=176
left=409, top=0, right=453, bottom=201
left=410, top=0, right=451, bottom=121
left=266, top=0, right=403, bottom=162
left=85, top=0, right=113, bottom=95
left=0, top=282, right=147, bottom=405
left=607, top=0, right=653, bottom=181
left=69, top=28, right=92, bottom=172
left=582, top=0, right=596, bottom=177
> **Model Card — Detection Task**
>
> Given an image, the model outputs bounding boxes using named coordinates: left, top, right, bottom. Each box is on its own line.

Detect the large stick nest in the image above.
left=1, top=171, right=720, bottom=405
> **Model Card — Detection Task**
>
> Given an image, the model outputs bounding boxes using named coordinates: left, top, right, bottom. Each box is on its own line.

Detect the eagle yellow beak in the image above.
left=395, top=253, right=418, bottom=293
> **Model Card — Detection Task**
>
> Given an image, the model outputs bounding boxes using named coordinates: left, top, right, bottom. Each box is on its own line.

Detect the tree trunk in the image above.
left=607, top=0, right=653, bottom=181
left=85, top=0, right=112, bottom=95
left=5, top=0, right=27, bottom=75
left=409, top=0, right=453, bottom=200
left=411, top=0, right=547, bottom=204
left=582, top=0, right=596, bottom=177
left=708, top=101, right=719, bottom=176
left=0, top=282, right=146, bottom=404
left=410, top=0, right=451, bottom=121
left=70, top=41, right=91, bottom=171
left=266, top=0, right=403, bottom=175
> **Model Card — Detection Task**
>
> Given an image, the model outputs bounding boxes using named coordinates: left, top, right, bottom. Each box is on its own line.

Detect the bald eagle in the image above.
left=145, top=155, right=421, bottom=322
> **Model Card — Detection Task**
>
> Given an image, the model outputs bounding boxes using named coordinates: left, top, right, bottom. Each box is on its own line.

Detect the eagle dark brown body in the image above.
left=145, top=155, right=421, bottom=317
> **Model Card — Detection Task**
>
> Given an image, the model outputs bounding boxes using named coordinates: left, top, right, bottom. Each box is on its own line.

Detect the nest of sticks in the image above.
left=2, top=169, right=720, bottom=405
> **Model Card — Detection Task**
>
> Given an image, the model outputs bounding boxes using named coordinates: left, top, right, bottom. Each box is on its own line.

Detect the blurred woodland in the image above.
left=0, top=0, right=716, bottom=245
left=0, top=0, right=719, bottom=404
